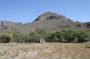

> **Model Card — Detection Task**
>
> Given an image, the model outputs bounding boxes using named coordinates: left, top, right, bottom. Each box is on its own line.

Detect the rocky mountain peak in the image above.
left=34, top=12, right=66, bottom=21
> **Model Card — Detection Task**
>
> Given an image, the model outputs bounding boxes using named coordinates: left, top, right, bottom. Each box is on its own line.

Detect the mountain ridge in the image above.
left=0, top=12, right=90, bottom=33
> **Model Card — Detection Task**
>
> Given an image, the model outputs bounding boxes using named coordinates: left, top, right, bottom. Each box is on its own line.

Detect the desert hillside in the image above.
left=0, top=12, right=90, bottom=33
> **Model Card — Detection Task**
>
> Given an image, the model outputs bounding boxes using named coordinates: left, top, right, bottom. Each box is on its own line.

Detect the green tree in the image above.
left=13, top=33, right=26, bottom=43
left=35, top=29, right=47, bottom=39
left=27, top=32, right=40, bottom=43
left=62, top=30, right=75, bottom=42
left=45, top=31, right=61, bottom=42
left=75, top=30, right=88, bottom=42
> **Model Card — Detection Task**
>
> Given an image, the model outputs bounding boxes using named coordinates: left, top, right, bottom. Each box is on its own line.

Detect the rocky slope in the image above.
left=0, top=12, right=89, bottom=33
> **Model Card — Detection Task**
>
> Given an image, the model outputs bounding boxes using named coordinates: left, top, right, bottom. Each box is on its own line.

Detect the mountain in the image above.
left=24, top=12, right=85, bottom=31
left=0, top=20, right=23, bottom=33
left=0, top=12, right=89, bottom=33
left=24, top=12, right=74, bottom=31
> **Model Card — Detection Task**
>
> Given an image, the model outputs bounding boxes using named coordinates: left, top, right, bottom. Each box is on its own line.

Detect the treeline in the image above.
left=0, top=29, right=90, bottom=43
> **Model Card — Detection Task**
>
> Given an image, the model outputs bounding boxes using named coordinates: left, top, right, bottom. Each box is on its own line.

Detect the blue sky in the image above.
left=0, top=0, right=90, bottom=23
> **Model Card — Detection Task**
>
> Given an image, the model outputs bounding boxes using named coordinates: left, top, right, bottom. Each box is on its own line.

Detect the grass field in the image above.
left=0, top=43, right=90, bottom=59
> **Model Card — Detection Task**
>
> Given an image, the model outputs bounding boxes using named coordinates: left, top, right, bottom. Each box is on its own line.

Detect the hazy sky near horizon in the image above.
left=0, top=0, right=90, bottom=23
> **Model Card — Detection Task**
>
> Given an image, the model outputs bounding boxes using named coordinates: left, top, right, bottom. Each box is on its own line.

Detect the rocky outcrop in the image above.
left=84, top=22, right=90, bottom=30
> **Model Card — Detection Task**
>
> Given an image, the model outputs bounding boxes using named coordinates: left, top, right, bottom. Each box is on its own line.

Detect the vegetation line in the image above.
left=0, top=29, right=90, bottom=43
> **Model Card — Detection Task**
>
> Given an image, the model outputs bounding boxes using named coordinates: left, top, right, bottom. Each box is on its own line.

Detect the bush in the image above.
left=62, top=30, right=75, bottom=42
left=35, top=29, right=47, bottom=39
left=0, top=29, right=89, bottom=43
left=74, top=30, right=88, bottom=43
left=45, top=32, right=56, bottom=42
left=0, top=33, right=13, bottom=43
left=45, top=30, right=89, bottom=43
left=45, top=31, right=62, bottom=42
left=12, top=29, right=47, bottom=43
left=13, top=33, right=26, bottom=43
left=87, top=31, right=90, bottom=41
left=26, top=32, right=40, bottom=43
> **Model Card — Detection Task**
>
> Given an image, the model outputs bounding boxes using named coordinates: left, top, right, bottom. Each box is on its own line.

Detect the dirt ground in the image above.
left=0, top=43, right=90, bottom=59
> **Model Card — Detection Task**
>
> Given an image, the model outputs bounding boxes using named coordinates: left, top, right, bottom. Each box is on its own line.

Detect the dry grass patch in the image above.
left=0, top=43, right=89, bottom=59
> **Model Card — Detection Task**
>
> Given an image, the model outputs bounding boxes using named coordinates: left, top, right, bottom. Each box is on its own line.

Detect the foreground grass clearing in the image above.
left=0, top=43, right=90, bottom=59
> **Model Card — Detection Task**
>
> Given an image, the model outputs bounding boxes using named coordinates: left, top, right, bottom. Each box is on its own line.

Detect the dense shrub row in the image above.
left=0, top=29, right=90, bottom=43
left=46, top=30, right=89, bottom=43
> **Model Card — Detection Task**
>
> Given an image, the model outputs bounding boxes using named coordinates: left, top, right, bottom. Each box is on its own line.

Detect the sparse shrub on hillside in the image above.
left=68, top=18, right=74, bottom=23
